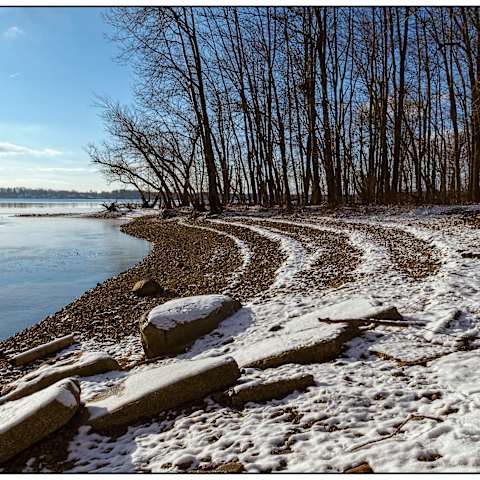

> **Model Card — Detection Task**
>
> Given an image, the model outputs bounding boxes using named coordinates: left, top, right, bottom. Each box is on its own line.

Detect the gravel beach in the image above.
left=0, top=215, right=244, bottom=387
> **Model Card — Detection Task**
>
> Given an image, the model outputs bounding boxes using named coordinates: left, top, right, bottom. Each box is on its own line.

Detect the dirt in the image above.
left=196, top=219, right=286, bottom=301
left=234, top=218, right=362, bottom=291
left=304, top=215, right=441, bottom=280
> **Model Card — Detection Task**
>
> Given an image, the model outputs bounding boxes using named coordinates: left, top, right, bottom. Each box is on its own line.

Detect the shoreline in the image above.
left=2, top=203, right=479, bottom=384
left=0, top=213, right=243, bottom=387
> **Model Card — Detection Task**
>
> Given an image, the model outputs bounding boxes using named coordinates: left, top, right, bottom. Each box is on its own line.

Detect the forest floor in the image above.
left=3, top=204, right=480, bottom=472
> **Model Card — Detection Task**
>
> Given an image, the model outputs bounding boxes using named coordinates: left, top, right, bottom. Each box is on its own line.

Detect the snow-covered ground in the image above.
left=20, top=206, right=480, bottom=472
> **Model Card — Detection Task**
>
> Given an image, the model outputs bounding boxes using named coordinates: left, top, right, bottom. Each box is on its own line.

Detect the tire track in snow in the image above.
left=208, top=219, right=308, bottom=295
left=305, top=215, right=441, bottom=280
left=191, top=220, right=285, bottom=301
left=228, top=217, right=363, bottom=293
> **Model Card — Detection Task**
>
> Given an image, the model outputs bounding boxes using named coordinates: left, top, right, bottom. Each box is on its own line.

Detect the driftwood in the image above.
left=10, top=334, right=76, bottom=367
left=101, top=201, right=142, bottom=213
left=319, top=317, right=413, bottom=328
left=349, top=414, right=443, bottom=452
left=101, top=201, right=118, bottom=212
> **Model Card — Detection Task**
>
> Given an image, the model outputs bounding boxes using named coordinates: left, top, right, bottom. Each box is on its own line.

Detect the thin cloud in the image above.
left=32, top=166, right=94, bottom=173
left=0, top=142, right=62, bottom=158
left=3, top=26, right=24, bottom=38
left=8, top=72, right=20, bottom=79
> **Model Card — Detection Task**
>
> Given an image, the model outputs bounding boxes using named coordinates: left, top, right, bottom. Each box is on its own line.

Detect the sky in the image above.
left=0, top=7, right=135, bottom=191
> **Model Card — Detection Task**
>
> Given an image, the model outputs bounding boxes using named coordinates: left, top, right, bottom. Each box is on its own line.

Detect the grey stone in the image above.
left=0, top=378, right=80, bottom=464
left=85, top=356, right=240, bottom=430
left=10, top=334, right=76, bottom=367
left=132, top=278, right=164, bottom=297
left=234, top=321, right=359, bottom=369
left=215, top=374, right=315, bottom=408
left=1, top=351, right=120, bottom=403
left=139, top=294, right=241, bottom=359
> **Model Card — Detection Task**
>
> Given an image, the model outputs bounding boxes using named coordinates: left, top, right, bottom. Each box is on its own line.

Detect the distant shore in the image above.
left=14, top=211, right=124, bottom=219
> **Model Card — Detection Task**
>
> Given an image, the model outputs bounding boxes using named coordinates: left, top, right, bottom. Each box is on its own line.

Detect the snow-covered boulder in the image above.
left=1, top=351, right=120, bottom=404
left=234, top=313, right=359, bottom=369
left=0, top=378, right=80, bottom=464
left=139, top=294, right=241, bottom=358
left=215, top=373, right=315, bottom=408
left=85, top=356, right=240, bottom=430
left=315, top=298, right=402, bottom=322
left=132, top=278, right=164, bottom=297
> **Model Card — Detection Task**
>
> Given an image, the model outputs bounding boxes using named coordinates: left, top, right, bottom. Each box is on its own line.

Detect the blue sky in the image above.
left=0, top=7, right=134, bottom=191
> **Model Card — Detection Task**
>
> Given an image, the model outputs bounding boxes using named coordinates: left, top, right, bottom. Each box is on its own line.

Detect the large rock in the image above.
left=132, top=278, right=164, bottom=297
left=1, top=351, right=120, bottom=404
left=85, top=356, right=240, bottom=430
left=316, top=298, right=402, bottom=322
left=234, top=313, right=359, bottom=369
left=0, top=378, right=80, bottom=464
left=215, top=373, right=315, bottom=408
left=139, top=294, right=241, bottom=359
left=10, top=334, right=76, bottom=367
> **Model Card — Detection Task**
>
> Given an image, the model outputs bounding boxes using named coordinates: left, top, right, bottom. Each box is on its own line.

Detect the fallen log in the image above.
left=9, top=334, right=76, bottom=367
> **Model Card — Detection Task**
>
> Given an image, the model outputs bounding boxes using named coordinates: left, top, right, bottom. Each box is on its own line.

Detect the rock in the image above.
left=195, top=461, right=245, bottom=473
left=160, top=208, right=175, bottom=219
left=367, top=306, right=402, bottom=321
left=461, top=251, right=480, bottom=259
left=234, top=317, right=359, bottom=369
left=213, top=462, right=245, bottom=473
left=344, top=462, right=374, bottom=473
left=369, top=332, right=454, bottom=367
left=215, top=374, right=315, bottom=408
left=175, top=455, right=196, bottom=470
left=316, top=299, right=403, bottom=322
left=10, top=334, right=76, bottom=367
left=132, top=278, right=164, bottom=297
left=1, top=351, right=120, bottom=403
left=139, top=294, right=241, bottom=359
left=269, top=324, right=283, bottom=332
left=0, top=378, right=80, bottom=464
left=85, top=356, right=240, bottom=430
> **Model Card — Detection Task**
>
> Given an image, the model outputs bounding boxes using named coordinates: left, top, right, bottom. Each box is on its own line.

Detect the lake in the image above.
left=0, top=199, right=151, bottom=340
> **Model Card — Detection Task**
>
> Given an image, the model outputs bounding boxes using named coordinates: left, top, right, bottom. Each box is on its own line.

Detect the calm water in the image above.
left=0, top=199, right=151, bottom=340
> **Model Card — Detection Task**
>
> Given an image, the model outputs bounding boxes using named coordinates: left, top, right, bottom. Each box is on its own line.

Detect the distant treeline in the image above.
left=0, top=187, right=142, bottom=200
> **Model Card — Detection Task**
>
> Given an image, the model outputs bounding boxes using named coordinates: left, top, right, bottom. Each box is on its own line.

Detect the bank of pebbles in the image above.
left=0, top=217, right=243, bottom=387
left=231, top=218, right=362, bottom=292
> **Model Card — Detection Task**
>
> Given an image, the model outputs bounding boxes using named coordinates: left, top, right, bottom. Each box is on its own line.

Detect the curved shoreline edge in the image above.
left=0, top=214, right=243, bottom=387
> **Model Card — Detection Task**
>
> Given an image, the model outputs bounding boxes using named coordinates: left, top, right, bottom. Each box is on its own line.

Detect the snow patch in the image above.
left=147, top=295, right=232, bottom=330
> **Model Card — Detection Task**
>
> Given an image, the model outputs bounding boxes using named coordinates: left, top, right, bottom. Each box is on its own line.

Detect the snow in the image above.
left=313, top=297, right=392, bottom=320
left=147, top=294, right=234, bottom=330
left=14, top=205, right=480, bottom=473
left=86, top=356, right=237, bottom=424
left=1, top=351, right=116, bottom=404
left=432, top=351, right=480, bottom=401
left=209, top=218, right=308, bottom=291
left=0, top=379, right=79, bottom=434
left=233, top=319, right=349, bottom=368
